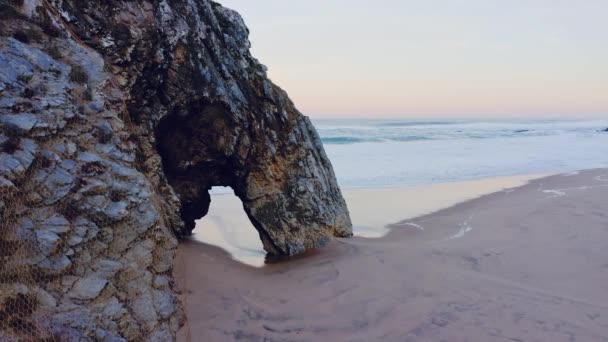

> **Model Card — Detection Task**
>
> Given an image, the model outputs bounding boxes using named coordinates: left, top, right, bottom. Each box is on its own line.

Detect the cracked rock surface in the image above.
left=0, top=0, right=352, bottom=340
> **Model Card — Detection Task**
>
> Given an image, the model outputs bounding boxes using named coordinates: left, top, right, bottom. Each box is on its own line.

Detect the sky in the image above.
left=219, top=0, right=608, bottom=119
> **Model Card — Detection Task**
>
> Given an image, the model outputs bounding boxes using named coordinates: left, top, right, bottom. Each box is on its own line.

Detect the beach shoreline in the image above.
left=190, top=173, right=550, bottom=266
left=176, top=168, right=608, bottom=341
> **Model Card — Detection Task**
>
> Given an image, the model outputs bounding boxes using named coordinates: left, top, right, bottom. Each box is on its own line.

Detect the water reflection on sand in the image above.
left=192, top=174, right=546, bottom=267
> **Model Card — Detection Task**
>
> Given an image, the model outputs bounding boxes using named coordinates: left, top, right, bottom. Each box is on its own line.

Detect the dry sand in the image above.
left=176, top=169, right=608, bottom=342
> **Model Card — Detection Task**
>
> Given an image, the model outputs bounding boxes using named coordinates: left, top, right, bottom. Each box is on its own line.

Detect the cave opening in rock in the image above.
left=155, top=105, right=241, bottom=232
left=191, top=186, right=266, bottom=266
left=155, top=105, right=272, bottom=260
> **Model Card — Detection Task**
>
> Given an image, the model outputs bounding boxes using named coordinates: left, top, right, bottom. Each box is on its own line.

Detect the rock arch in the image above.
left=155, top=100, right=352, bottom=256
left=0, top=0, right=352, bottom=340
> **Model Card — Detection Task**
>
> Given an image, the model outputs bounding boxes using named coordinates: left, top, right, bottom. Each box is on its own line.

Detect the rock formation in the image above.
left=0, top=0, right=352, bottom=340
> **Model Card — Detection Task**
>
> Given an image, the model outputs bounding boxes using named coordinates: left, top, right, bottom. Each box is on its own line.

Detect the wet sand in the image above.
left=192, top=174, right=547, bottom=266
left=175, top=169, right=608, bottom=341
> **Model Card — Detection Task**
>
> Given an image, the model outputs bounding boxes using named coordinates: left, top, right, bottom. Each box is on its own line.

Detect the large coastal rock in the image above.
left=0, top=0, right=352, bottom=341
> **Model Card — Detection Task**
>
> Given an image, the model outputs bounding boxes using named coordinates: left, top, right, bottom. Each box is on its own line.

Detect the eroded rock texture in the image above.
left=0, top=0, right=351, bottom=340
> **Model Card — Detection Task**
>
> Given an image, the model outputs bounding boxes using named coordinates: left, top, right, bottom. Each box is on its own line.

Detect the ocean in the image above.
left=314, top=118, right=608, bottom=188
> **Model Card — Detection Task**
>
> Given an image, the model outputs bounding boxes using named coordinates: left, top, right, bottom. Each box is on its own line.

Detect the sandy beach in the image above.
left=188, top=174, right=548, bottom=266
left=175, top=169, right=608, bottom=342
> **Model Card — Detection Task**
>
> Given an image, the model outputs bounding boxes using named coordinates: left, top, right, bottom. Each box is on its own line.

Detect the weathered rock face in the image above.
left=0, top=0, right=352, bottom=341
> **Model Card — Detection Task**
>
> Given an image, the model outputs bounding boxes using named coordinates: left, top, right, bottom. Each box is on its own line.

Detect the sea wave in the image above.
left=321, top=137, right=377, bottom=144
left=314, top=119, right=608, bottom=145
left=321, top=136, right=430, bottom=144
left=378, top=121, right=456, bottom=127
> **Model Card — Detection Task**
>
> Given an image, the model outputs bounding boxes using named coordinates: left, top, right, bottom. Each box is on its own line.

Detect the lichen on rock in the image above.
left=0, top=0, right=352, bottom=340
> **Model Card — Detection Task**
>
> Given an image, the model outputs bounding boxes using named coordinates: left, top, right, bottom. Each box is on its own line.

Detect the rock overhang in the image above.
left=0, top=0, right=352, bottom=340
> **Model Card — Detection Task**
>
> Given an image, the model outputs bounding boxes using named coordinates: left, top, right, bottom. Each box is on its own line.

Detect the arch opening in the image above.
left=155, top=104, right=243, bottom=235
left=155, top=102, right=353, bottom=258
left=192, top=186, right=266, bottom=267
left=154, top=106, right=279, bottom=259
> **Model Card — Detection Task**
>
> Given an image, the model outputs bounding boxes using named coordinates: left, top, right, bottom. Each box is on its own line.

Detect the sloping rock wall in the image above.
left=0, top=0, right=351, bottom=340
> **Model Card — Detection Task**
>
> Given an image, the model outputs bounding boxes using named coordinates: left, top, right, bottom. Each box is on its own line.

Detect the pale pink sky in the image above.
left=220, top=0, right=608, bottom=119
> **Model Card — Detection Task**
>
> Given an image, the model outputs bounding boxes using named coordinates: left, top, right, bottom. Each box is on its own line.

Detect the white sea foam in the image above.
left=541, top=184, right=608, bottom=198
left=314, top=119, right=608, bottom=188
left=449, top=215, right=474, bottom=239
left=542, top=189, right=566, bottom=197
left=403, top=222, right=425, bottom=231
left=562, top=171, right=580, bottom=176
left=594, top=174, right=608, bottom=182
